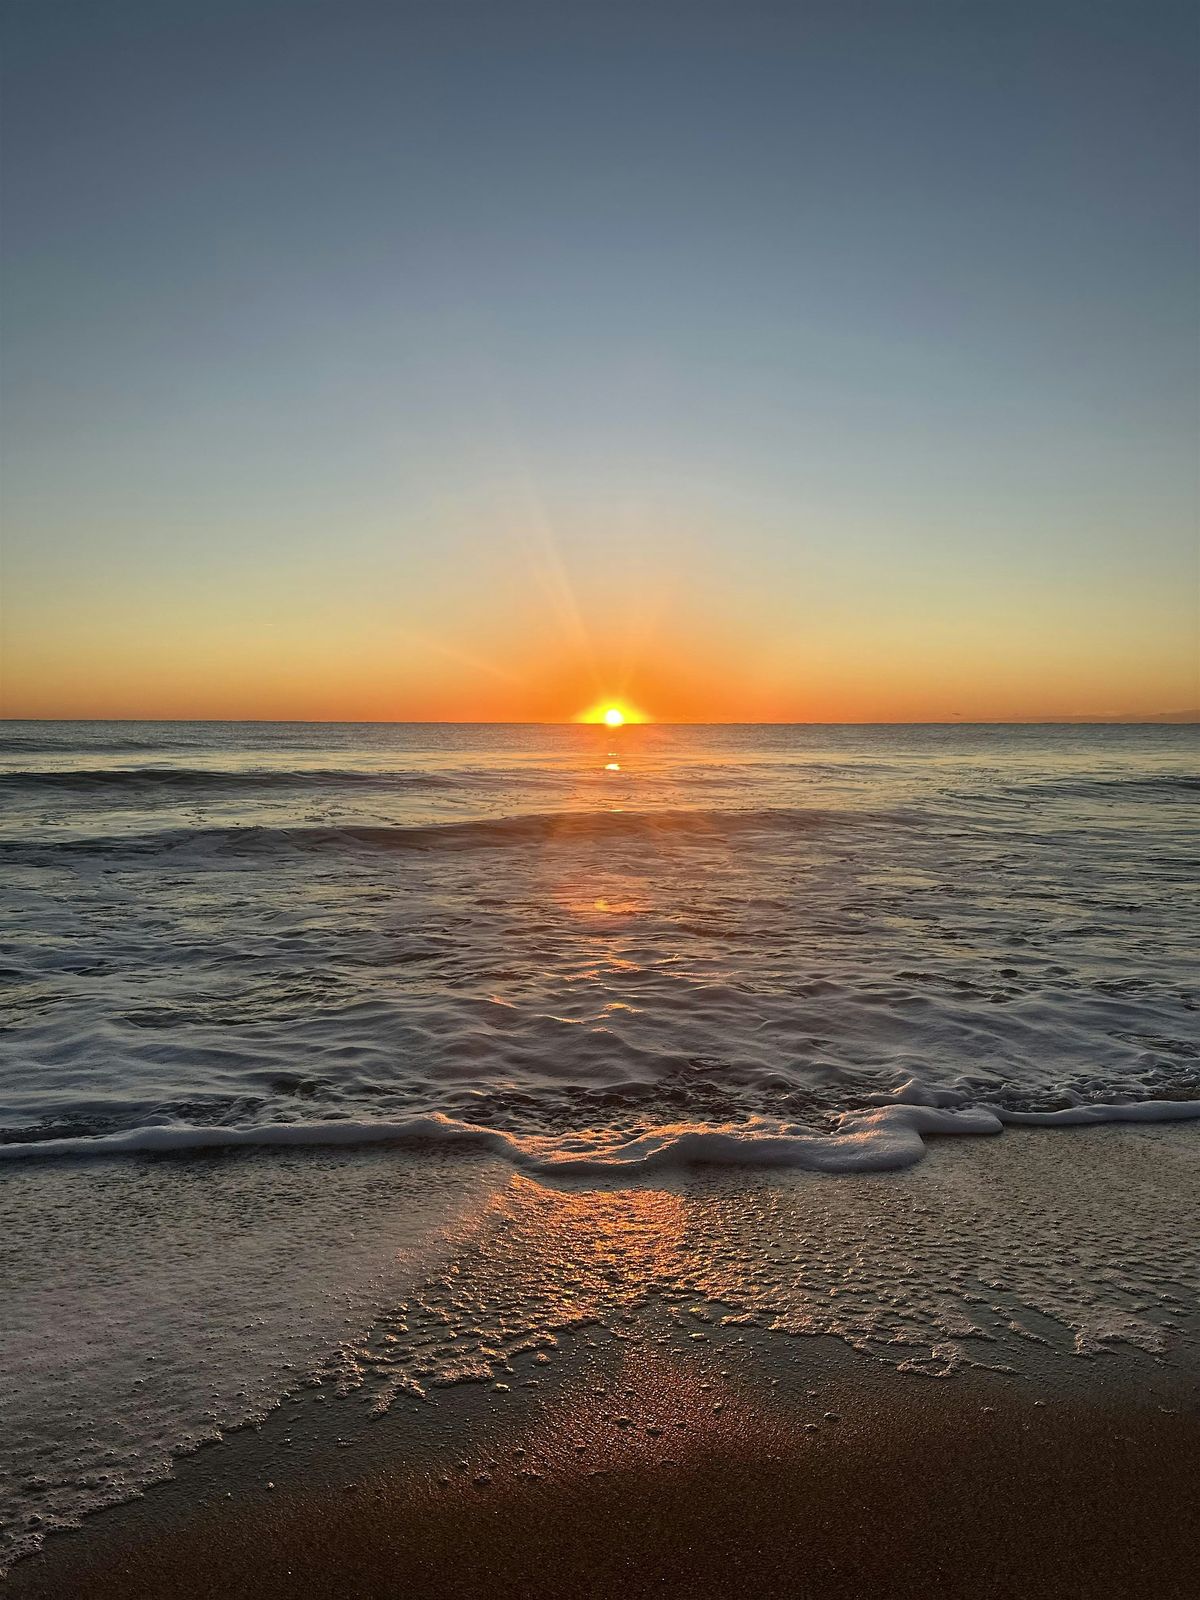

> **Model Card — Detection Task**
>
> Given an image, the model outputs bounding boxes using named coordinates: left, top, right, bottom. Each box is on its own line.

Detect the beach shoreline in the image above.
left=4, top=1124, right=1199, bottom=1597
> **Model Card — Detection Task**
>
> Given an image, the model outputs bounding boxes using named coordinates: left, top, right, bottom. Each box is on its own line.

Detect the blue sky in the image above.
left=2, top=0, right=1196, bottom=719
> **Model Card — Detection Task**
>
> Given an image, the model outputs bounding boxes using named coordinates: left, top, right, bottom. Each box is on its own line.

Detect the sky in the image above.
left=1, top=0, right=1196, bottom=722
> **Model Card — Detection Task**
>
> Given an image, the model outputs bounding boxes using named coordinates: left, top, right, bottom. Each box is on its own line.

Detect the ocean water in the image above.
left=2, top=719, right=1199, bottom=1570
left=2, top=720, right=1198, bottom=1169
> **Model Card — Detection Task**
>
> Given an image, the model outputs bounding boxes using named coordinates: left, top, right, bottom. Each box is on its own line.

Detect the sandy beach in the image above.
left=5, top=1125, right=1198, bottom=1598
left=8, top=1296, right=1198, bottom=1599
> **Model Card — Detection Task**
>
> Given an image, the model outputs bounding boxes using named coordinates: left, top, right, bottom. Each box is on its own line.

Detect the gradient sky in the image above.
left=1, top=0, right=1197, bottom=721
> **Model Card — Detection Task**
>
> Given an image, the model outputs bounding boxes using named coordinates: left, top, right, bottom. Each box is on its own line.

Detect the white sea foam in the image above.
left=3, top=1098, right=1198, bottom=1176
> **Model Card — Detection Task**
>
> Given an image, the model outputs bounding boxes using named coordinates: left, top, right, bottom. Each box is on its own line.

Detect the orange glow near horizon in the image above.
left=2, top=512, right=1196, bottom=724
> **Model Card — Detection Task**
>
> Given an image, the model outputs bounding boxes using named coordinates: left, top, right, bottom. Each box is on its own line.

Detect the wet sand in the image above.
left=8, top=1326, right=1199, bottom=1600
left=5, top=1127, right=1199, bottom=1597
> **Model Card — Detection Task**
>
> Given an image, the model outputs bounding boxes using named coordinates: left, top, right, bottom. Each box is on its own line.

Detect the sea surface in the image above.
left=2, top=720, right=1198, bottom=1169
left=2, top=720, right=1200, bottom=1570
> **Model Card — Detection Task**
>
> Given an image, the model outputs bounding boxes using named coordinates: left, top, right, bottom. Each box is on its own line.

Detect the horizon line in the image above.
left=2, top=715, right=1197, bottom=728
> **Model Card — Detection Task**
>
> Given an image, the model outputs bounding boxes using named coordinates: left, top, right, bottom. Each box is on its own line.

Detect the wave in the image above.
left=0, top=736, right=206, bottom=755
left=0, top=767, right=460, bottom=794
left=997, top=774, right=1200, bottom=802
left=0, top=805, right=843, bottom=858
left=2, top=1100, right=1197, bottom=1176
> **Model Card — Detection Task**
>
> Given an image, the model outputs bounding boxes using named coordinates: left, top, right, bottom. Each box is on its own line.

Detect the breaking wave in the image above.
left=2, top=1100, right=1198, bottom=1176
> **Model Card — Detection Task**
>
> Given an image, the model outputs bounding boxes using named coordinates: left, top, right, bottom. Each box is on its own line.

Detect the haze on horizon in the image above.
left=1, top=0, right=1197, bottom=725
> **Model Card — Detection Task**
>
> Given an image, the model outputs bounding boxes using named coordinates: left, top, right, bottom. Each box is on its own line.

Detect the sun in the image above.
left=577, top=700, right=645, bottom=725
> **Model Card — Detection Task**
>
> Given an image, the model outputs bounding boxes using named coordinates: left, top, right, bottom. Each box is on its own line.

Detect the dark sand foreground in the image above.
left=9, top=1329, right=1199, bottom=1600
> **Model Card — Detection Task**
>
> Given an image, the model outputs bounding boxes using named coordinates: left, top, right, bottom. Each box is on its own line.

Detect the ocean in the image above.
left=2, top=721, right=1198, bottom=1165
left=2, top=720, right=1199, bottom=1569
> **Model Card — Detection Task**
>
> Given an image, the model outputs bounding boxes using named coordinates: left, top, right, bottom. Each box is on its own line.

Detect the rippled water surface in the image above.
left=2, top=719, right=1198, bottom=1572
left=2, top=721, right=1197, bottom=1159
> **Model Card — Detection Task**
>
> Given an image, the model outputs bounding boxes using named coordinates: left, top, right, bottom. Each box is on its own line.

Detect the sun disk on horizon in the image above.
left=578, top=700, right=645, bottom=725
